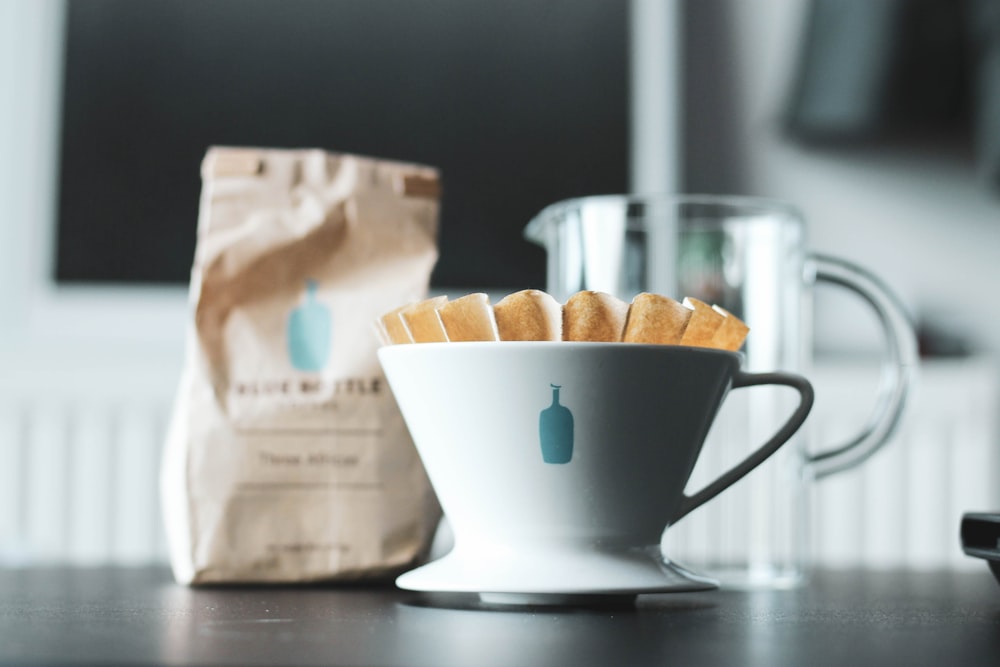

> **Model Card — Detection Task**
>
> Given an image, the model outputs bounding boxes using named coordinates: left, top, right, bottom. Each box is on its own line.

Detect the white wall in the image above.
left=11, top=0, right=997, bottom=356
left=0, top=0, right=188, bottom=364
left=0, top=0, right=58, bottom=336
left=0, top=0, right=185, bottom=565
left=717, top=0, right=1000, bottom=354
left=1, top=0, right=996, bottom=568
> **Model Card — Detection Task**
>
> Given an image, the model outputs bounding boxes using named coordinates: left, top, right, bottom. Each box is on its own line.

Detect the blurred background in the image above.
left=0, top=0, right=998, bottom=570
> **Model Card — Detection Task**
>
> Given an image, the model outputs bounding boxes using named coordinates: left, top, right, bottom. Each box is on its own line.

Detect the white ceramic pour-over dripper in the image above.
left=380, top=342, right=813, bottom=605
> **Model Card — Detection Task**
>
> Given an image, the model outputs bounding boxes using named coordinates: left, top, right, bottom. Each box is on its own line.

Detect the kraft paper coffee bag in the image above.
left=162, top=147, right=442, bottom=584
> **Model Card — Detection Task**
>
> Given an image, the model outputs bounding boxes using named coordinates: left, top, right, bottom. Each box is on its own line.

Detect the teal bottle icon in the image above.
left=539, top=384, right=574, bottom=464
left=287, top=279, right=331, bottom=371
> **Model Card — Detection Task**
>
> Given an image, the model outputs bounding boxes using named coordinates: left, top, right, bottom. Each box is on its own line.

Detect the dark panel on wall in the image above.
left=56, top=0, right=629, bottom=288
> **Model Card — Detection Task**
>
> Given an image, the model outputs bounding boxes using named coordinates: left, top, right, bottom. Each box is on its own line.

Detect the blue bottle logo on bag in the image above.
left=539, top=384, right=574, bottom=464
left=287, top=279, right=332, bottom=371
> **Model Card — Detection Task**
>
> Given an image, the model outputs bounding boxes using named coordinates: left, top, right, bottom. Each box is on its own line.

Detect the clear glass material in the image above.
left=524, top=194, right=918, bottom=588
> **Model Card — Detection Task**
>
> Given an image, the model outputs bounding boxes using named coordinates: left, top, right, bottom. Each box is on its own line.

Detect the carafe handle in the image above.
left=671, top=371, right=814, bottom=524
left=805, top=253, right=919, bottom=479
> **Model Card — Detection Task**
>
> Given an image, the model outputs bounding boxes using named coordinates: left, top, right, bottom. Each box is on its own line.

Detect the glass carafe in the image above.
left=524, top=194, right=918, bottom=587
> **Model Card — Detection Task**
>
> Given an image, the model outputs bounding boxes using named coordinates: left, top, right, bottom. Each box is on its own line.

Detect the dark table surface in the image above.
left=1, top=566, right=998, bottom=666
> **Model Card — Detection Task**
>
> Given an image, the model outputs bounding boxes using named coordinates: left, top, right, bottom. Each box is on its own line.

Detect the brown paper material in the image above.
left=679, top=297, right=726, bottom=347
left=494, top=289, right=562, bottom=341
left=380, top=304, right=415, bottom=345
left=710, top=305, right=751, bottom=351
left=162, top=147, right=442, bottom=584
left=401, top=296, right=449, bottom=343
left=563, top=291, right=629, bottom=342
left=437, top=293, right=498, bottom=341
left=623, top=293, right=692, bottom=344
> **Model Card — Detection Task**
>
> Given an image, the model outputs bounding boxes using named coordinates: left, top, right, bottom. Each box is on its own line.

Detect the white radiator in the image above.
left=1, top=353, right=996, bottom=570
left=808, top=356, right=999, bottom=571
left=0, top=350, right=179, bottom=566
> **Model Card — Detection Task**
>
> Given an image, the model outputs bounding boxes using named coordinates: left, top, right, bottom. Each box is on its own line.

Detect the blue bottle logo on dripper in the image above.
left=539, top=383, right=574, bottom=464
left=287, top=279, right=332, bottom=371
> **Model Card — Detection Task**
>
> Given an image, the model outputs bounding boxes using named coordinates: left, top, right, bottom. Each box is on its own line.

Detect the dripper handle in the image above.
left=671, top=371, right=815, bottom=524
left=805, top=253, right=919, bottom=479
